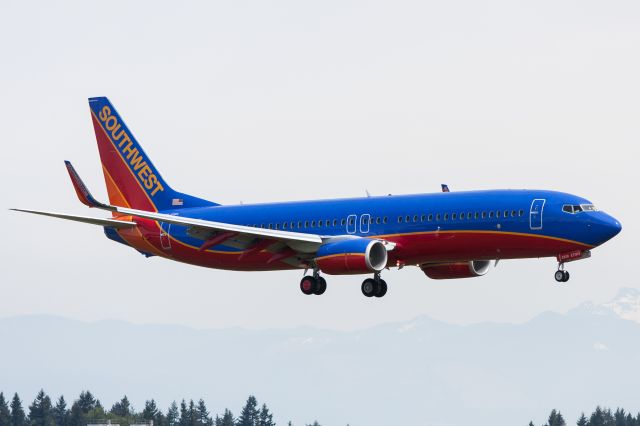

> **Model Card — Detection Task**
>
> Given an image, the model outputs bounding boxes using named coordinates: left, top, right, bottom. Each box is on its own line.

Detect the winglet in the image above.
left=441, top=184, right=450, bottom=193
left=64, top=161, right=109, bottom=208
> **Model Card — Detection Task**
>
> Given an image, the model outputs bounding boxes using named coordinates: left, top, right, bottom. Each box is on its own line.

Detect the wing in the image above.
left=10, top=208, right=136, bottom=229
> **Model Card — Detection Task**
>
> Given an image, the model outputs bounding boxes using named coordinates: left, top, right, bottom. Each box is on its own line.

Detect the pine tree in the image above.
left=53, top=396, right=68, bottom=426
left=236, top=396, right=259, bottom=426
left=195, top=400, right=212, bottom=426
left=305, top=422, right=321, bottom=426
left=603, top=408, right=614, bottom=426
left=0, top=393, right=10, bottom=426
left=590, top=406, right=605, bottom=426
left=167, top=402, right=179, bottom=426
left=110, top=396, right=132, bottom=417
left=142, top=399, right=165, bottom=426
left=142, top=400, right=159, bottom=421
left=76, top=392, right=96, bottom=414
left=187, top=400, right=197, bottom=426
left=614, top=408, right=626, bottom=426
left=10, top=393, right=27, bottom=426
left=68, top=391, right=97, bottom=426
left=179, top=400, right=189, bottom=426
left=576, top=413, right=588, bottom=426
left=546, top=409, right=566, bottom=426
left=257, top=404, right=274, bottom=426
left=29, top=390, right=55, bottom=426
left=217, top=410, right=234, bottom=426
left=527, top=422, right=534, bottom=426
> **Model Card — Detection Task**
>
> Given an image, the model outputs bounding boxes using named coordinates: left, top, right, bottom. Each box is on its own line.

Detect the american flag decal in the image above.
left=172, top=198, right=184, bottom=206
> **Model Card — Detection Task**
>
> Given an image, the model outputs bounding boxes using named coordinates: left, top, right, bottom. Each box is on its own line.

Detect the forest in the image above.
left=1, top=389, right=638, bottom=426
left=0, top=391, right=322, bottom=426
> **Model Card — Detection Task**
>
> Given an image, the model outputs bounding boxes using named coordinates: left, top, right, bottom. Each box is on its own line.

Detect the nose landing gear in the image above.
left=554, top=265, right=570, bottom=282
left=361, top=273, right=387, bottom=298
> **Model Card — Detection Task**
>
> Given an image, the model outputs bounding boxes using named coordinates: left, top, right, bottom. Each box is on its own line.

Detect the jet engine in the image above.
left=315, top=238, right=388, bottom=275
left=420, top=260, right=492, bottom=279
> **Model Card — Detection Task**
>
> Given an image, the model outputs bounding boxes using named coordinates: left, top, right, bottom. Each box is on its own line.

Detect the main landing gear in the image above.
left=300, top=272, right=327, bottom=295
left=554, top=264, right=570, bottom=283
left=361, top=273, right=387, bottom=298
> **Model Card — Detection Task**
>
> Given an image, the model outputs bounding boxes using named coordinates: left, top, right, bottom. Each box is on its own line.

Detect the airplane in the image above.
left=12, top=97, right=622, bottom=298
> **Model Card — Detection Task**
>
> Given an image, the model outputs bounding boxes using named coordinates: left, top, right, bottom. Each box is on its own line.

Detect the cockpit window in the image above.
left=563, top=204, right=596, bottom=214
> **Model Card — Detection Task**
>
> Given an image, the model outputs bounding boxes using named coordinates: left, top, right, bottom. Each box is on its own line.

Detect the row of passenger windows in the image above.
left=243, top=208, right=526, bottom=230
left=398, top=209, right=525, bottom=223
left=246, top=217, right=387, bottom=230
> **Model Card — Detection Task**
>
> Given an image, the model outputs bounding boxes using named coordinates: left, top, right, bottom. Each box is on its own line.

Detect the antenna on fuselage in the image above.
left=441, top=184, right=450, bottom=193
left=365, top=189, right=371, bottom=197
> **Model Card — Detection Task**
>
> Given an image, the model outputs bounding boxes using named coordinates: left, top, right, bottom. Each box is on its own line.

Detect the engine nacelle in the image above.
left=315, top=239, right=388, bottom=275
left=421, top=260, right=492, bottom=280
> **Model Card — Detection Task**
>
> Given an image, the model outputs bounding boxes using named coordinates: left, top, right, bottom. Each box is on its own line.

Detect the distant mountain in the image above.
left=1, top=290, right=640, bottom=426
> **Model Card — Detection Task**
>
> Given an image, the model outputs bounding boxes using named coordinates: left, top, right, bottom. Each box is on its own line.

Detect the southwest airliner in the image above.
left=12, top=97, right=622, bottom=298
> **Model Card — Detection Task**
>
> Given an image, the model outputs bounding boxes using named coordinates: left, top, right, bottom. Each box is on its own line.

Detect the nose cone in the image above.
left=590, top=212, right=622, bottom=245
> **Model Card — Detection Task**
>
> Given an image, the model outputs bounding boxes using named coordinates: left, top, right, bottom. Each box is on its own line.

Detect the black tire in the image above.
left=314, top=276, right=327, bottom=295
left=562, top=271, right=570, bottom=282
left=361, top=278, right=376, bottom=297
left=375, top=279, right=388, bottom=298
left=300, top=276, right=317, bottom=295
left=554, top=270, right=564, bottom=282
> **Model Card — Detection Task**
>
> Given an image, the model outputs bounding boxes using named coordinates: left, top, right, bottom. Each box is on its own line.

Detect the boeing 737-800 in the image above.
left=12, top=97, right=622, bottom=298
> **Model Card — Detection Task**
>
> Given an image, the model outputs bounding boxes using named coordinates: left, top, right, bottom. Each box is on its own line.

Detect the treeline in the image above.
left=0, top=390, right=323, bottom=426
left=530, top=408, right=640, bottom=426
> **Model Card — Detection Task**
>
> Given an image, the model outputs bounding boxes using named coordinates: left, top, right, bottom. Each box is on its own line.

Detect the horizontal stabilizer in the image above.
left=10, top=209, right=136, bottom=229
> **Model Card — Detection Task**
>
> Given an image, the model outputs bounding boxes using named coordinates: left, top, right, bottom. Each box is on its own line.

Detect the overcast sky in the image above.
left=1, top=0, right=639, bottom=331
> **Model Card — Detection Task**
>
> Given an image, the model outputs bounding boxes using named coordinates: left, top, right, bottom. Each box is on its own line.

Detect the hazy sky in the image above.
left=1, top=0, right=639, bottom=331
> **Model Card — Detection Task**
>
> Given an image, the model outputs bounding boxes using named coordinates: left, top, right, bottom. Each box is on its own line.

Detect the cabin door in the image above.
left=360, top=214, right=371, bottom=234
left=160, top=224, right=172, bottom=250
left=529, top=199, right=546, bottom=230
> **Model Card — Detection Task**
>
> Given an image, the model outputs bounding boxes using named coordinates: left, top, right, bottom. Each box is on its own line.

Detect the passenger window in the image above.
left=436, top=213, right=441, bottom=221
left=383, top=217, right=388, bottom=224
left=496, top=211, right=501, bottom=218
left=421, top=214, right=426, bottom=222
left=283, top=223, right=288, bottom=229
left=311, top=220, right=316, bottom=227
left=444, top=213, right=449, bottom=221
left=488, top=211, right=494, bottom=218
left=518, top=210, right=524, bottom=217
left=304, top=221, right=309, bottom=228
left=452, top=213, right=458, bottom=220
left=376, top=217, right=381, bottom=224
left=268, top=224, right=272, bottom=229
left=398, top=216, right=403, bottom=223
left=405, top=215, right=410, bottom=222
left=504, top=210, right=509, bottom=218
left=428, top=214, right=433, bottom=221
left=475, top=212, right=479, bottom=219
left=298, top=221, right=302, bottom=228
left=511, top=210, right=516, bottom=217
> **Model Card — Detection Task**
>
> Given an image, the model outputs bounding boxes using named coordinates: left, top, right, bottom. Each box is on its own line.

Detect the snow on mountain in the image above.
left=603, top=287, right=640, bottom=323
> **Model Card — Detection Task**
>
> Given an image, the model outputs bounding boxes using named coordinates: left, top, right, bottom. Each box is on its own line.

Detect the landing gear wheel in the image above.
left=361, top=278, right=377, bottom=297
left=300, top=276, right=317, bottom=295
left=562, top=271, right=570, bottom=282
left=374, top=279, right=388, bottom=298
left=554, top=270, right=565, bottom=282
left=314, top=276, right=327, bottom=295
